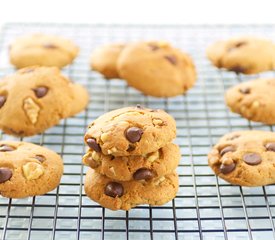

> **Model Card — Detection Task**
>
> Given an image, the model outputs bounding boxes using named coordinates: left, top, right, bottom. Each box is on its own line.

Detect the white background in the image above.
left=0, top=0, right=275, bottom=27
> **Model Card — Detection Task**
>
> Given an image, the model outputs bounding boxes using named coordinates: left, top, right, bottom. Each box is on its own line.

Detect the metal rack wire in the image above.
left=0, top=23, right=275, bottom=240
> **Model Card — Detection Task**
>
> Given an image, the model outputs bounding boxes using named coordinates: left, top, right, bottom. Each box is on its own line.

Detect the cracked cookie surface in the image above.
left=206, top=36, right=275, bottom=74
left=0, top=66, right=89, bottom=136
left=90, top=43, right=125, bottom=79
left=0, top=141, right=63, bottom=198
left=117, top=41, right=196, bottom=97
left=208, top=131, right=275, bottom=186
left=84, top=169, right=178, bottom=210
left=225, top=78, right=275, bottom=124
left=84, top=106, right=177, bottom=156
left=10, top=33, right=79, bottom=68
left=83, top=142, right=180, bottom=181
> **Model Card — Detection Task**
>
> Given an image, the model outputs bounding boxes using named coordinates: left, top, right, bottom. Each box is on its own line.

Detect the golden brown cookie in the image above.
left=10, top=33, right=79, bottom=68
left=0, top=66, right=89, bottom=136
left=90, top=43, right=125, bottom=79
left=84, top=105, right=176, bottom=157
left=206, top=36, right=275, bottom=74
left=84, top=169, right=178, bottom=210
left=83, top=143, right=180, bottom=181
left=208, top=131, right=275, bottom=186
left=0, top=141, right=63, bottom=198
left=117, top=41, right=196, bottom=97
left=225, top=78, right=275, bottom=124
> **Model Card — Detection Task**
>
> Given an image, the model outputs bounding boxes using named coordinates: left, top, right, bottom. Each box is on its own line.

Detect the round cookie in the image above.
left=84, top=169, right=178, bottom=210
left=0, top=141, right=63, bottom=198
left=84, top=105, right=177, bottom=157
left=208, top=131, right=275, bottom=186
left=90, top=43, right=125, bottom=79
left=0, top=66, right=89, bottom=136
left=117, top=41, right=196, bottom=97
left=206, top=36, right=275, bottom=74
left=10, top=33, right=79, bottom=69
left=225, top=78, right=275, bottom=124
left=83, top=143, right=180, bottom=181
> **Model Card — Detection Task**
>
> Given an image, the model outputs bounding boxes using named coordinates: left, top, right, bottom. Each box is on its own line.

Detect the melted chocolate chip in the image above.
left=228, top=41, right=247, bottom=52
left=239, top=87, right=250, bottom=94
left=133, top=168, right=155, bottom=180
left=0, top=168, right=12, bottom=183
left=265, top=143, right=275, bottom=152
left=33, top=87, right=48, bottom=98
left=43, top=44, right=57, bottom=49
left=86, top=138, right=101, bottom=152
left=164, top=55, right=177, bottom=65
left=243, top=153, right=262, bottom=165
left=127, top=144, right=136, bottom=152
left=229, top=66, right=245, bottom=73
left=125, top=127, right=143, bottom=143
left=220, top=146, right=235, bottom=156
left=0, top=145, right=15, bottom=152
left=34, top=155, right=46, bottom=163
left=0, top=96, right=6, bottom=108
left=148, top=44, right=160, bottom=51
left=220, top=162, right=236, bottom=174
left=104, top=182, right=124, bottom=198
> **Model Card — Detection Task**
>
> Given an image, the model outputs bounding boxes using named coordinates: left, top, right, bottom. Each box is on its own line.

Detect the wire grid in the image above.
left=0, top=23, right=275, bottom=240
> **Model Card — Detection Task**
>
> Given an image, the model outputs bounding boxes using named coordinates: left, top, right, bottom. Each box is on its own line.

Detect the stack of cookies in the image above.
left=82, top=105, right=180, bottom=210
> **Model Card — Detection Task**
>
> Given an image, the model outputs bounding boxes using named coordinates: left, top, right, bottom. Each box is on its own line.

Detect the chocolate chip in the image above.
left=220, top=146, right=235, bottom=156
left=164, top=55, right=177, bottom=65
left=34, top=155, right=46, bottom=163
left=43, top=44, right=57, bottom=49
left=0, top=96, right=6, bottom=108
left=220, top=162, right=236, bottom=174
left=104, top=182, right=124, bottom=198
left=125, top=127, right=143, bottom=143
left=266, top=143, right=275, bottom=152
left=0, top=168, right=12, bottom=183
left=127, top=144, right=136, bottom=152
left=228, top=41, right=247, bottom=52
left=0, top=145, right=15, bottom=152
left=148, top=44, right=160, bottom=51
left=243, top=153, right=262, bottom=165
left=239, top=87, right=250, bottom=94
left=86, top=138, right=101, bottom=152
left=229, top=66, right=245, bottom=73
left=133, top=168, right=155, bottom=180
left=33, top=87, right=48, bottom=98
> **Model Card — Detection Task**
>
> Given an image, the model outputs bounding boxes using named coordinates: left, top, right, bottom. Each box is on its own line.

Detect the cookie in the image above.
left=208, top=131, right=275, bottom=186
left=0, top=141, right=63, bottom=198
left=84, top=169, right=178, bottom=210
left=10, top=33, right=79, bottom=69
left=84, top=105, right=176, bottom=157
left=206, top=36, right=275, bottom=74
left=225, top=78, right=275, bottom=124
left=83, top=142, right=180, bottom=181
left=117, top=41, right=196, bottom=97
left=0, top=66, right=89, bottom=136
left=90, top=43, right=125, bottom=79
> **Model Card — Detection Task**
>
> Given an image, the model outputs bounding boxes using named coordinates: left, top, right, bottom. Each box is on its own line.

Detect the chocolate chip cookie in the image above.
left=117, top=41, right=196, bottom=97
left=84, top=169, right=178, bottom=210
left=225, top=78, right=275, bottom=124
left=206, top=36, right=275, bottom=74
left=208, top=131, right=275, bottom=186
left=10, top=33, right=79, bottom=68
left=0, top=66, right=89, bottom=136
left=84, top=106, right=177, bottom=156
left=0, top=141, right=63, bottom=198
left=83, top=142, right=180, bottom=181
left=90, top=43, right=125, bottom=79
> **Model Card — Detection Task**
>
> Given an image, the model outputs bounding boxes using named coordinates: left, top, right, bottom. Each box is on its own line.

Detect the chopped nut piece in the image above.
left=22, top=162, right=44, bottom=180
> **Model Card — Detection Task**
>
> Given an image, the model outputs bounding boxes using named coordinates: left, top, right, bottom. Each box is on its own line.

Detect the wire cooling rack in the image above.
left=1, top=23, right=275, bottom=240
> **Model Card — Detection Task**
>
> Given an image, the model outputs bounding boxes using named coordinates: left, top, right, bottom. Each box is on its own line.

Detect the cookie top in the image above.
left=0, top=141, right=63, bottom=198
left=83, top=142, right=180, bottom=181
left=84, top=169, right=178, bottom=210
left=10, top=33, right=79, bottom=69
left=225, top=78, right=275, bottom=124
left=90, top=43, right=125, bottom=79
left=84, top=106, right=177, bottom=156
left=206, top=36, right=275, bottom=74
left=208, top=131, right=275, bottom=186
left=117, top=41, right=196, bottom=97
left=0, top=66, right=89, bottom=136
